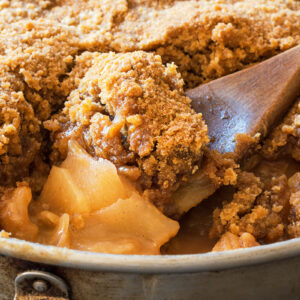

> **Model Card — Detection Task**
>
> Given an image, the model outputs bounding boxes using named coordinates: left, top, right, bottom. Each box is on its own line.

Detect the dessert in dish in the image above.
left=0, top=0, right=299, bottom=254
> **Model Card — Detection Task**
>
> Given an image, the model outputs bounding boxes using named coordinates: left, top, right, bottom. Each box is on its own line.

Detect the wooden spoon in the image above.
left=186, top=45, right=300, bottom=159
left=173, top=45, right=300, bottom=216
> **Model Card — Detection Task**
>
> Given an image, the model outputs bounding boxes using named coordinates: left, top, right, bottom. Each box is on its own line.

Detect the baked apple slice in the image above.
left=91, top=193, right=179, bottom=252
left=39, top=140, right=129, bottom=215
left=0, top=185, right=38, bottom=241
left=39, top=166, right=89, bottom=214
left=61, top=140, right=128, bottom=211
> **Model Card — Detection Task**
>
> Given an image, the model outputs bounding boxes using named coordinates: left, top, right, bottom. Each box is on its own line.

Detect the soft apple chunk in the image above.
left=39, top=140, right=129, bottom=215
left=61, top=141, right=128, bottom=211
left=171, top=170, right=216, bottom=215
left=92, top=193, right=179, bottom=251
left=39, top=166, right=89, bottom=215
left=0, top=185, right=38, bottom=241
left=70, top=193, right=180, bottom=254
left=70, top=222, right=159, bottom=255
left=39, top=213, right=71, bottom=248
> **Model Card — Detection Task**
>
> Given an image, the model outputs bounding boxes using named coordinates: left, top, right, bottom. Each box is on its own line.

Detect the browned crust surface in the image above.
left=0, top=0, right=299, bottom=249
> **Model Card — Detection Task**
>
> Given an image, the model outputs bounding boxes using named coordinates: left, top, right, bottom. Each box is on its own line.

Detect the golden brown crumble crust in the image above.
left=0, top=0, right=299, bottom=190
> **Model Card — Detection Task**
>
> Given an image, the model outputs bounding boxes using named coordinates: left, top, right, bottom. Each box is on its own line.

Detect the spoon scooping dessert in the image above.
left=186, top=45, right=300, bottom=159
left=173, top=45, right=300, bottom=215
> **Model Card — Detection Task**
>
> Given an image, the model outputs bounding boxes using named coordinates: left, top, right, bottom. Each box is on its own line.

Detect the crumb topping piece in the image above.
left=50, top=51, right=208, bottom=213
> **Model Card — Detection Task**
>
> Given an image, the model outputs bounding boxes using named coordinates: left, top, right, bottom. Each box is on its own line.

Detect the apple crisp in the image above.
left=0, top=0, right=299, bottom=254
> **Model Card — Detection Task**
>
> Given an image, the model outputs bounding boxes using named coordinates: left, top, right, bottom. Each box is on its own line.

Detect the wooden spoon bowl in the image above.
left=186, top=45, right=300, bottom=159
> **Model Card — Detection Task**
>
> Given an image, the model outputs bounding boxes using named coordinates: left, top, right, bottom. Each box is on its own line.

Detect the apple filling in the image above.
left=10, top=140, right=179, bottom=255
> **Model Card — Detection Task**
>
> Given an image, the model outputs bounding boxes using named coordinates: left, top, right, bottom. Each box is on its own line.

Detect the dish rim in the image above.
left=1, top=237, right=300, bottom=273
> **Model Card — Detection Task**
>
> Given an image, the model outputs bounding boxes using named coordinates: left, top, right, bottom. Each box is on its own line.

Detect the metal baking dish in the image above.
left=2, top=237, right=300, bottom=299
